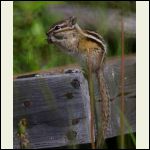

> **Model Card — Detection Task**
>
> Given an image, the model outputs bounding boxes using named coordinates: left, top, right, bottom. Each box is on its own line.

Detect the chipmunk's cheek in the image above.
left=53, top=34, right=64, bottom=40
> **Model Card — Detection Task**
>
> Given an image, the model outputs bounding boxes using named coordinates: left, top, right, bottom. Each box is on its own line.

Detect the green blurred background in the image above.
left=13, top=1, right=136, bottom=75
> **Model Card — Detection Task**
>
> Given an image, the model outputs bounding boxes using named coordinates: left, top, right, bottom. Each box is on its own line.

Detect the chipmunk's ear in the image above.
left=69, top=16, right=77, bottom=25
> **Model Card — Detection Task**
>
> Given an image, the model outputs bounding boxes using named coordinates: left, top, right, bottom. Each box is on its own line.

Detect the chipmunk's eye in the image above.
left=54, top=25, right=61, bottom=30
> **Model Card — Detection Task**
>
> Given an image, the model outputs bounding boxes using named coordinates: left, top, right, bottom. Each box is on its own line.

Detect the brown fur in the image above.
left=78, top=37, right=100, bottom=53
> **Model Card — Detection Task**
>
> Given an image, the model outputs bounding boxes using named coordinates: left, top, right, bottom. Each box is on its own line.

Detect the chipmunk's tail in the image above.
left=96, top=68, right=110, bottom=148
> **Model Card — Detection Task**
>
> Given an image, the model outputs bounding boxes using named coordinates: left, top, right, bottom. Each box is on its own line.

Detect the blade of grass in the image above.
left=116, top=106, right=136, bottom=147
left=120, top=15, right=125, bottom=149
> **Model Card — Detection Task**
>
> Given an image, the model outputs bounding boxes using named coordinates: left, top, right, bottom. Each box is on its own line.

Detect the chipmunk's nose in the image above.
left=46, top=32, right=49, bottom=36
left=46, top=33, right=53, bottom=44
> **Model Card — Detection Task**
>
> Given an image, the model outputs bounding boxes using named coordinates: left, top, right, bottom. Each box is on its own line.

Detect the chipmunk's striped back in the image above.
left=84, top=30, right=106, bottom=51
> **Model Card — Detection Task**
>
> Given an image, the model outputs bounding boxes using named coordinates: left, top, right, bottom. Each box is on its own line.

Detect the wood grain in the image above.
left=13, top=55, right=136, bottom=149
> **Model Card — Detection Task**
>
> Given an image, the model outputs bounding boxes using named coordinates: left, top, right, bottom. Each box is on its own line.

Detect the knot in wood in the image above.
left=71, top=79, right=80, bottom=89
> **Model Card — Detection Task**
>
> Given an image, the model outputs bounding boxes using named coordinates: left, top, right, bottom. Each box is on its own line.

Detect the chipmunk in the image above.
left=46, top=16, right=110, bottom=148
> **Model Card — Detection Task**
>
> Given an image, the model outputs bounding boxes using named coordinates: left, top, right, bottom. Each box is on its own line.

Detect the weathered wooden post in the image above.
left=13, top=70, right=91, bottom=149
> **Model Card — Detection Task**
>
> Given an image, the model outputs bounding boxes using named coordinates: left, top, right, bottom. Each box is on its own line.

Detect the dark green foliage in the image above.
left=14, top=2, right=76, bottom=74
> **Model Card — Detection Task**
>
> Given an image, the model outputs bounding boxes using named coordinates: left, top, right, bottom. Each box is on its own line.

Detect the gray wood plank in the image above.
left=94, top=55, right=136, bottom=138
left=13, top=55, right=136, bottom=149
left=13, top=73, right=91, bottom=149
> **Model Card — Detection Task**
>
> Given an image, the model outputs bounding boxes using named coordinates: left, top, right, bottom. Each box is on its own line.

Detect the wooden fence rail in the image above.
left=13, top=55, right=136, bottom=149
